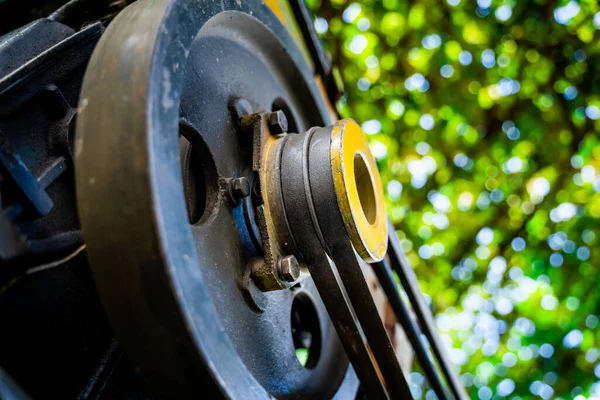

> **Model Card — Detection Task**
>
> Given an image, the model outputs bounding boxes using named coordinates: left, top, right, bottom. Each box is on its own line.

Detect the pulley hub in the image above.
left=329, top=119, right=387, bottom=262
left=243, top=114, right=388, bottom=292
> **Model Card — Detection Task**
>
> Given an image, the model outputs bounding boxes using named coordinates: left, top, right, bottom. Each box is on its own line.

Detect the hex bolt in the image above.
left=267, top=110, right=288, bottom=135
left=278, top=255, right=300, bottom=283
left=230, top=177, right=250, bottom=201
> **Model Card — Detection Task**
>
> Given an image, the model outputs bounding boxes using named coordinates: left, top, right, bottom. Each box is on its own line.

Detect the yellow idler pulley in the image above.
left=274, top=116, right=388, bottom=272
left=330, top=119, right=388, bottom=262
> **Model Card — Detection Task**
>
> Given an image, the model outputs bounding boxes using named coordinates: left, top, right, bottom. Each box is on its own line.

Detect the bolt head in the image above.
left=231, top=177, right=250, bottom=199
left=268, top=111, right=288, bottom=135
left=279, top=255, right=300, bottom=283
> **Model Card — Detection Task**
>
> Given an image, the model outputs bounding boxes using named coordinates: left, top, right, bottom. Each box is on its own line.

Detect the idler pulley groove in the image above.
left=278, top=119, right=387, bottom=263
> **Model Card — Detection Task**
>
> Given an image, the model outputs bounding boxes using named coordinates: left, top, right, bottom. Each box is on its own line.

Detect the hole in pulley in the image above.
left=179, top=122, right=219, bottom=225
left=291, top=292, right=321, bottom=369
left=354, top=152, right=378, bottom=225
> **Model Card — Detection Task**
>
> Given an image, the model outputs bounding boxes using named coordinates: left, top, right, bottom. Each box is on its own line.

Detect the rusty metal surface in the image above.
left=241, top=112, right=304, bottom=291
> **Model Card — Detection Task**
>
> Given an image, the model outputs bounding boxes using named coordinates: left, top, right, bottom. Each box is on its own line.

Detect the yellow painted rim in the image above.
left=330, top=119, right=388, bottom=262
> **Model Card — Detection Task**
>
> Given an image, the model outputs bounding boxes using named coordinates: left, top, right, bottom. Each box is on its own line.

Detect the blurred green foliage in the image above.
left=308, top=0, right=600, bottom=398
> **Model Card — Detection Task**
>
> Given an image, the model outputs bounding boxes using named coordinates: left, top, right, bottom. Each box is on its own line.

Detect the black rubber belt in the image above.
left=307, top=127, right=412, bottom=399
left=372, top=258, right=451, bottom=399
left=280, top=132, right=389, bottom=399
left=385, top=219, right=469, bottom=400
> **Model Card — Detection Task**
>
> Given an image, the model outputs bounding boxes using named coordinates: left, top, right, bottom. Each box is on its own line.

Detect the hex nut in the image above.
left=278, top=255, right=300, bottom=283
left=231, top=177, right=250, bottom=200
left=268, top=111, right=288, bottom=135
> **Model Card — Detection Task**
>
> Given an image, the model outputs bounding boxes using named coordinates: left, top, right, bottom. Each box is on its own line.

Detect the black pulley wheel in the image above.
left=75, top=0, right=357, bottom=398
